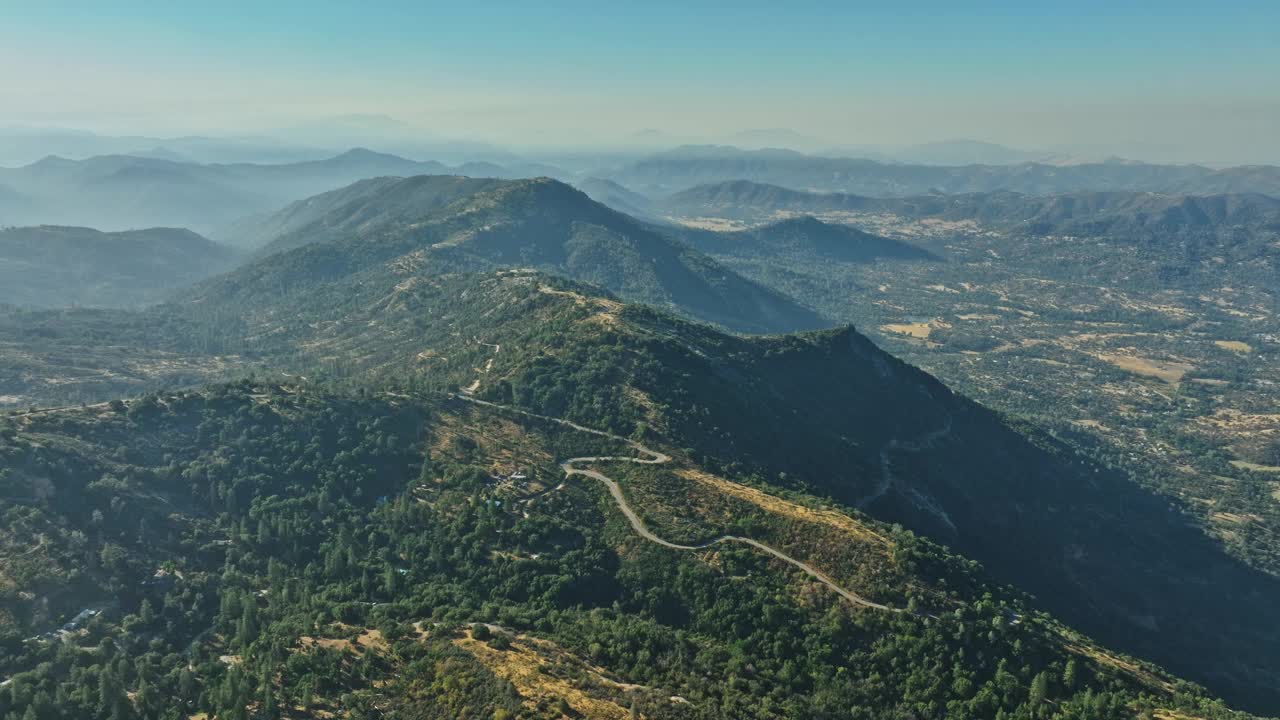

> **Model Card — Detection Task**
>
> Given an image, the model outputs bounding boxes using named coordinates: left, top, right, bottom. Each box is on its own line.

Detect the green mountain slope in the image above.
left=14, top=265, right=1262, bottom=709
left=240, top=174, right=511, bottom=254
left=448, top=279, right=1280, bottom=713
left=0, top=225, right=237, bottom=308
left=0, top=369, right=1256, bottom=719
left=193, top=176, right=825, bottom=335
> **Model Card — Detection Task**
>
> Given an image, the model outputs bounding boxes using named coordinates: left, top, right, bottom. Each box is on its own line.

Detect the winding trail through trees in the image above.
left=453, top=390, right=898, bottom=613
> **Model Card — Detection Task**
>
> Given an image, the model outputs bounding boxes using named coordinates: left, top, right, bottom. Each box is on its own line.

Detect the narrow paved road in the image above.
left=453, top=392, right=897, bottom=612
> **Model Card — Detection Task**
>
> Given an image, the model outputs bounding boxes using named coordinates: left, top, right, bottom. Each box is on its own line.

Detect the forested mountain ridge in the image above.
left=452, top=283, right=1280, bottom=712
left=0, top=353, right=1260, bottom=719
left=237, top=174, right=512, bottom=254
left=194, top=176, right=825, bottom=334
left=8, top=262, right=1271, bottom=710
left=0, top=225, right=237, bottom=308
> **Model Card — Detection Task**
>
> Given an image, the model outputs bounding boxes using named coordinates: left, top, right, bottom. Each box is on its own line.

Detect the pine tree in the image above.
left=1029, top=670, right=1051, bottom=707
left=261, top=682, right=278, bottom=720
left=1063, top=659, right=1079, bottom=690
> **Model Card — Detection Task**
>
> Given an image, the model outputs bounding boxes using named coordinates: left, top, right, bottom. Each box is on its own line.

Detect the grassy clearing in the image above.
left=675, top=467, right=892, bottom=549
left=454, top=629, right=635, bottom=719
left=1062, top=639, right=1175, bottom=695
left=1230, top=460, right=1280, bottom=474
left=880, top=319, right=948, bottom=339
left=1214, top=340, right=1253, bottom=354
left=1095, top=352, right=1193, bottom=385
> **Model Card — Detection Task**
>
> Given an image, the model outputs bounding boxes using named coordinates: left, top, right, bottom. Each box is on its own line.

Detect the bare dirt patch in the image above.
left=1095, top=352, right=1193, bottom=385
left=880, top=319, right=949, bottom=340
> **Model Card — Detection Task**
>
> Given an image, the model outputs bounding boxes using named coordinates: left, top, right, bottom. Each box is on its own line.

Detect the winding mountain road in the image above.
left=453, top=391, right=897, bottom=613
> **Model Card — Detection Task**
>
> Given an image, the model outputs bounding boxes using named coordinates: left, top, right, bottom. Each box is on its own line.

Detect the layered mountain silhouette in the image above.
left=0, top=149, right=569, bottom=237
left=573, top=176, right=656, bottom=219
left=610, top=145, right=1280, bottom=196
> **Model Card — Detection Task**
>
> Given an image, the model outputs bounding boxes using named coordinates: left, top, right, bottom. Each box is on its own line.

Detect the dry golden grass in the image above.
left=1094, top=352, right=1193, bottom=385
left=538, top=283, right=622, bottom=312
left=454, top=630, right=634, bottom=719
left=1201, top=408, right=1280, bottom=428
left=1230, top=460, right=1280, bottom=474
left=671, top=216, right=749, bottom=231
left=430, top=408, right=555, bottom=476
left=1153, top=711, right=1210, bottom=720
left=880, top=319, right=947, bottom=339
left=539, top=283, right=622, bottom=326
left=1063, top=640, right=1174, bottom=694
left=1210, top=511, right=1262, bottom=525
left=1214, top=340, right=1253, bottom=354
left=298, top=626, right=387, bottom=654
left=675, top=468, right=892, bottom=549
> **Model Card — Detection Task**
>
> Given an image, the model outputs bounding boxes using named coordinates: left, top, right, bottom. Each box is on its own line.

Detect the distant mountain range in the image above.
left=660, top=180, right=1280, bottom=235
left=607, top=145, right=1280, bottom=196
left=5, top=142, right=1280, bottom=241
left=0, top=149, right=571, bottom=238
left=0, top=122, right=526, bottom=166
left=880, top=138, right=1060, bottom=166
left=0, top=225, right=235, bottom=308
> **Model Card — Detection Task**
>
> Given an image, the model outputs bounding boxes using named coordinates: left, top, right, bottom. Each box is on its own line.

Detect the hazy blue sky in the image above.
left=2, top=1, right=1278, bottom=161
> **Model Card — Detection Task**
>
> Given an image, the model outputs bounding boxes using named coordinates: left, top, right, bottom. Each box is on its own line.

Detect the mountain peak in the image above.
left=329, top=147, right=406, bottom=163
